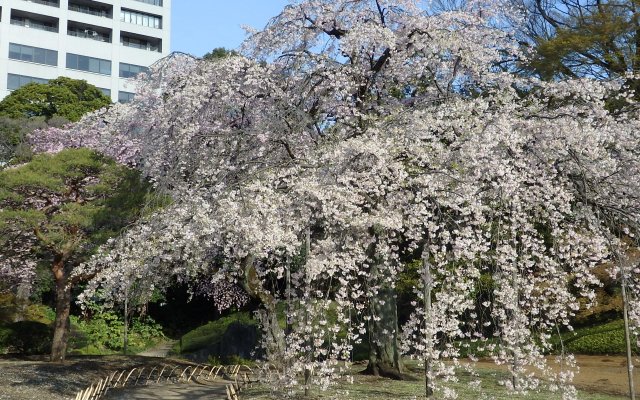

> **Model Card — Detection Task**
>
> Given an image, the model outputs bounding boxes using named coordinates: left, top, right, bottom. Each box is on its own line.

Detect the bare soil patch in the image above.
left=475, top=355, right=638, bottom=397
left=573, top=355, right=639, bottom=397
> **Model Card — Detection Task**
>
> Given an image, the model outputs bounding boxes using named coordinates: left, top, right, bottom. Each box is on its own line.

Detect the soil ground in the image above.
left=471, top=355, right=639, bottom=397
left=557, top=355, right=638, bottom=397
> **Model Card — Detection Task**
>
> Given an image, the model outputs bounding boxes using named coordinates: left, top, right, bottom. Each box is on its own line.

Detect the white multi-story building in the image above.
left=0, top=0, right=171, bottom=102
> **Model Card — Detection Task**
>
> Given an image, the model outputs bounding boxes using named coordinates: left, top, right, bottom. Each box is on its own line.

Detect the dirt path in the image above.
left=103, top=382, right=230, bottom=399
left=573, top=355, right=639, bottom=396
left=137, top=340, right=177, bottom=358
left=475, top=355, right=639, bottom=397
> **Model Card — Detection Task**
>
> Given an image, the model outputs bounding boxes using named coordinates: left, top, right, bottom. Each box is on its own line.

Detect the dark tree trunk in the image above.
left=50, top=257, right=71, bottom=363
left=241, top=256, right=285, bottom=362
left=364, top=283, right=404, bottom=379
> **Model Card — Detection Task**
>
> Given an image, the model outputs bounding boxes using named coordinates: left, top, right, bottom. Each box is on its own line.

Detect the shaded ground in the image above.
left=137, top=339, right=178, bottom=358
left=0, top=355, right=195, bottom=400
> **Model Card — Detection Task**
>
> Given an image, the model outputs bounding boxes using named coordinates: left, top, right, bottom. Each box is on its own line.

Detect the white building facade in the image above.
left=0, top=0, right=171, bottom=102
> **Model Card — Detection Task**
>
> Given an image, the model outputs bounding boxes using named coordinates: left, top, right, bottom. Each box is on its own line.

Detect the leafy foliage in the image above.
left=70, top=312, right=164, bottom=354
left=175, top=312, right=256, bottom=354
left=557, top=320, right=639, bottom=355
left=3, top=321, right=52, bottom=354
left=0, top=148, right=153, bottom=281
left=0, top=77, right=110, bottom=122
left=0, top=116, right=69, bottom=166
left=202, top=47, right=238, bottom=61
left=518, top=0, right=640, bottom=89
left=0, top=148, right=154, bottom=360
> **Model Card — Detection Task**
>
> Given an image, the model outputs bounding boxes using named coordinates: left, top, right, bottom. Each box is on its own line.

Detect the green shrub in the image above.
left=0, top=324, right=11, bottom=353
left=176, top=312, right=256, bottom=354
left=72, top=311, right=124, bottom=351
left=24, top=304, right=55, bottom=324
left=6, top=321, right=52, bottom=354
left=70, top=312, right=164, bottom=354
left=127, top=316, right=165, bottom=351
left=558, top=320, right=638, bottom=355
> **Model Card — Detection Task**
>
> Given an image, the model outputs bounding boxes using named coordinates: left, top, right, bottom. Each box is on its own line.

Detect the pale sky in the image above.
left=170, top=1, right=290, bottom=57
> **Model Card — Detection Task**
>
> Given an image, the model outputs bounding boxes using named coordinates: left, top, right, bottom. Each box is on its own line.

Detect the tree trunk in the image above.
left=241, top=255, right=285, bottom=363
left=13, top=283, right=31, bottom=322
left=364, top=283, right=404, bottom=379
left=621, top=268, right=637, bottom=400
left=50, top=257, right=71, bottom=363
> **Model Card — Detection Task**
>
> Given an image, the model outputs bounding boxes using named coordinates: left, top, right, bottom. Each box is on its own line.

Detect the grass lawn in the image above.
left=240, top=362, right=628, bottom=400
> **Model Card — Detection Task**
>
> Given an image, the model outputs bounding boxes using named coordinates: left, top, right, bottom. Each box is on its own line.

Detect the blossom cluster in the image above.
left=27, top=0, right=640, bottom=397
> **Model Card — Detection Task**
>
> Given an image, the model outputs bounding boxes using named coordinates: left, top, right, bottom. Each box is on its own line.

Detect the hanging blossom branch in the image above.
left=25, top=0, right=640, bottom=397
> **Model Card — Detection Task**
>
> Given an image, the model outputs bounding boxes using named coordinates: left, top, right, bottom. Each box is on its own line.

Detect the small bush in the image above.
left=0, top=324, right=11, bottom=353
left=6, top=321, right=52, bottom=354
left=24, top=304, right=55, bottom=324
left=70, top=312, right=164, bottom=354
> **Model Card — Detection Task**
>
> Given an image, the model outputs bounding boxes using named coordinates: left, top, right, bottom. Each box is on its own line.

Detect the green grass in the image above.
left=241, top=363, right=626, bottom=400
left=174, top=312, right=256, bottom=354
left=556, top=319, right=638, bottom=355
left=456, top=320, right=636, bottom=358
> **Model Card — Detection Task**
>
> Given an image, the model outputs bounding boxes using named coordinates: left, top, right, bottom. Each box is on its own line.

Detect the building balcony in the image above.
left=121, top=32, right=162, bottom=52
left=21, top=0, right=59, bottom=8
left=68, top=0, right=113, bottom=19
left=10, top=17, right=58, bottom=32
left=67, top=20, right=112, bottom=43
left=10, top=9, right=59, bottom=33
left=121, top=0, right=166, bottom=16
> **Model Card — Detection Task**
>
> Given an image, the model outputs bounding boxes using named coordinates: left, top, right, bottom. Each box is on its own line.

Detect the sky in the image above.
left=170, top=1, right=291, bottom=57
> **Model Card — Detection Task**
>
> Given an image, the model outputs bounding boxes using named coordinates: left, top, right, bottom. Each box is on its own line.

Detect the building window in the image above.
left=66, top=53, right=111, bottom=75
left=133, top=0, right=163, bottom=6
left=99, top=88, right=111, bottom=97
left=7, top=74, right=49, bottom=90
left=119, top=62, right=148, bottom=78
left=121, top=35, right=161, bottom=52
left=118, top=91, right=135, bottom=103
left=9, top=43, right=58, bottom=66
left=120, top=9, right=161, bottom=29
